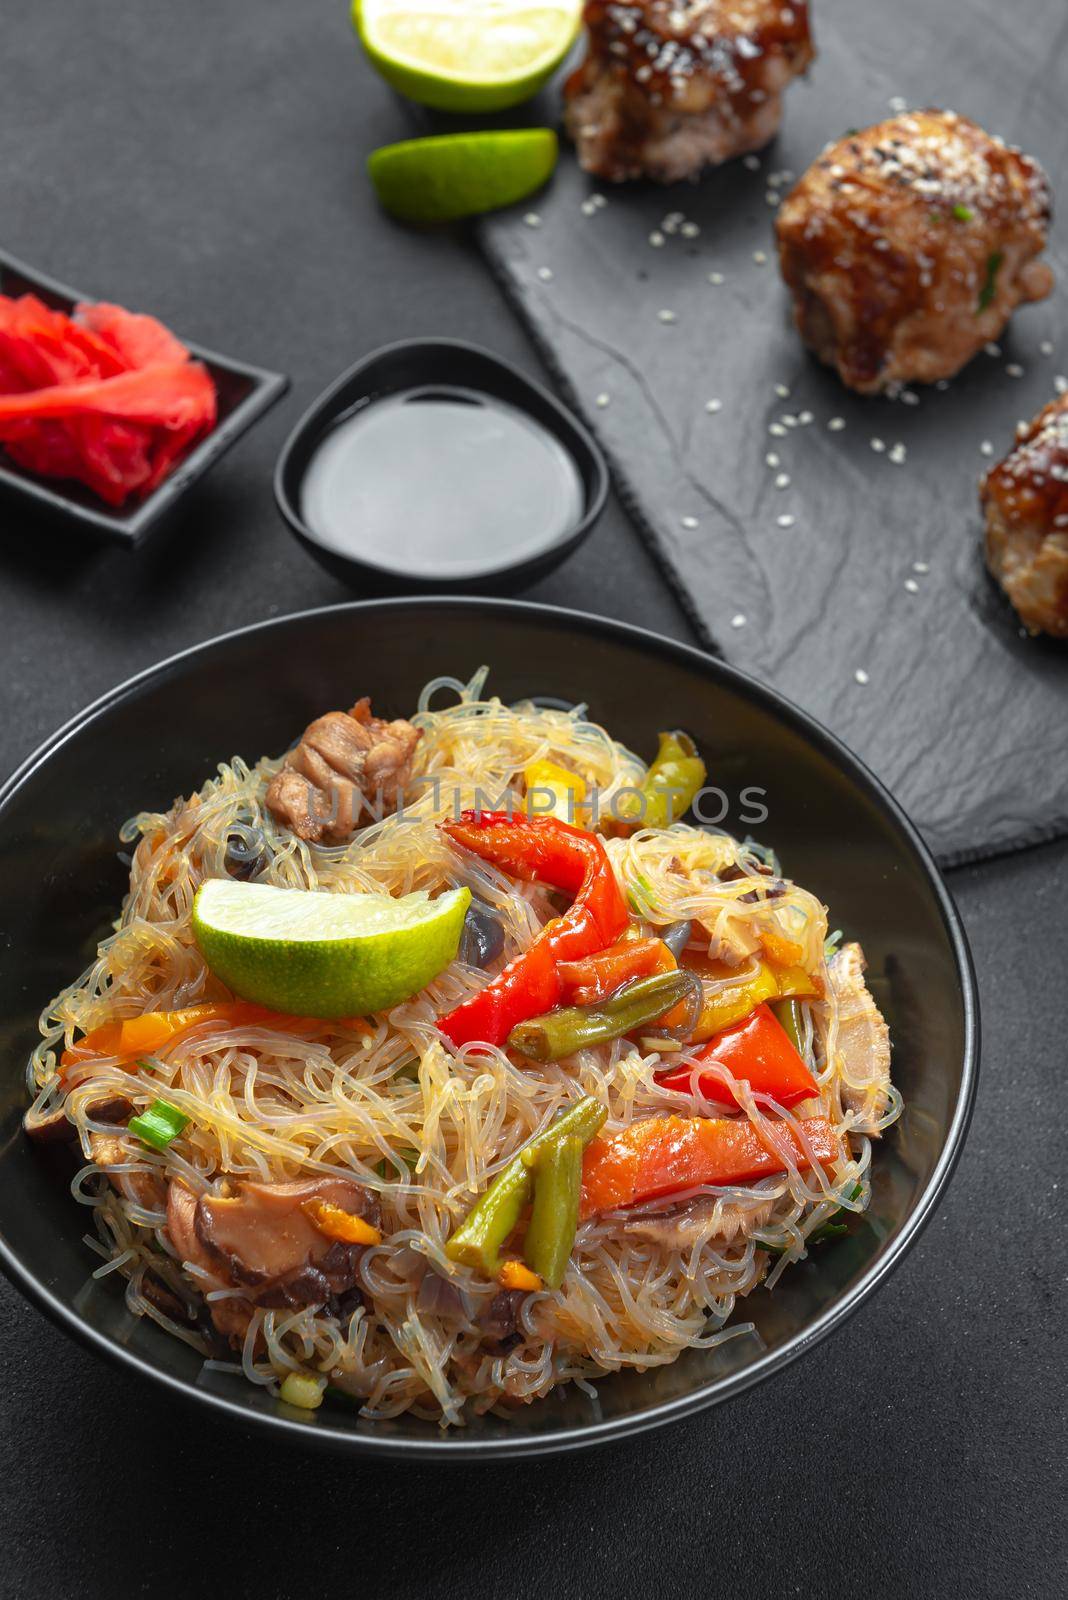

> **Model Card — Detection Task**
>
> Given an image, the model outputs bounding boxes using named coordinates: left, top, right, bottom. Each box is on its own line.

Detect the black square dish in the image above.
left=0, top=249, right=288, bottom=544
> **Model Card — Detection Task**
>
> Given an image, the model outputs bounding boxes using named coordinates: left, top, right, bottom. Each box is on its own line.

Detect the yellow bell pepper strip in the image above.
left=446, top=1095, right=606, bottom=1278
left=617, top=730, right=707, bottom=829
left=689, top=961, right=820, bottom=1043
left=523, top=1134, right=583, bottom=1289
left=438, top=812, right=629, bottom=1049
left=60, top=1000, right=287, bottom=1075
left=498, top=1260, right=543, bottom=1292
left=523, top=758, right=587, bottom=825
left=579, top=1113, right=840, bottom=1218
left=303, top=1198, right=382, bottom=1247
left=507, top=969, right=699, bottom=1063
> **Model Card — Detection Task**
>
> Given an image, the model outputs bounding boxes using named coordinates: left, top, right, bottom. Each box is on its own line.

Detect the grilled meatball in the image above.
left=982, top=393, right=1068, bottom=637
left=776, top=110, right=1053, bottom=393
left=563, top=0, right=814, bottom=185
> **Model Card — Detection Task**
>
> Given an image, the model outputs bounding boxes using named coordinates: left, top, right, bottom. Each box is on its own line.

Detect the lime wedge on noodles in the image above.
left=368, top=130, right=557, bottom=224
left=192, top=880, right=471, bottom=1019
left=354, top=0, right=582, bottom=113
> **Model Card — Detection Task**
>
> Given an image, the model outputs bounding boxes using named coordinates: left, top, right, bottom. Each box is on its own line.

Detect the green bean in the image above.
left=523, top=1135, right=582, bottom=1290
left=508, top=970, right=696, bottom=1063
left=771, top=997, right=804, bottom=1053
left=445, top=1096, right=606, bottom=1276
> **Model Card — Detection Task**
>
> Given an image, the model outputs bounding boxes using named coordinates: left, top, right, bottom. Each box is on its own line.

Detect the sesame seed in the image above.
left=935, top=379, right=950, bottom=391
left=828, top=417, right=846, bottom=431
left=765, top=191, right=780, bottom=207
left=984, top=342, right=1001, bottom=357
left=681, top=515, right=699, bottom=529
left=681, top=221, right=700, bottom=238
left=1055, top=376, right=1068, bottom=395
left=913, top=561, right=930, bottom=573
left=765, top=452, right=780, bottom=468
left=1006, top=362, right=1024, bottom=378
left=854, top=669, right=870, bottom=686
left=904, top=578, right=920, bottom=594
left=657, top=308, right=676, bottom=323
left=1040, top=340, right=1054, bottom=356
left=798, top=410, right=814, bottom=425
left=775, top=383, right=790, bottom=399
left=775, top=472, right=791, bottom=489
left=744, top=154, right=761, bottom=171
left=752, top=250, right=768, bottom=265
left=537, top=267, right=554, bottom=282
left=705, top=398, right=723, bottom=413
left=595, top=393, right=610, bottom=409
left=776, top=513, right=796, bottom=528
left=581, top=199, right=597, bottom=217
left=731, top=613, right=748, bottom=628
left=649, top=230, right=665, bottom=247
left=523, top=212, right=541, bottom=228
left=591, top=193, right=607, bottom=209
left=980, top=440, right=994, bottom=456
left=708, top=271, right=725, bottom=285
left=769, top=423, right=787, bottom=437
left=888, top=443, right=907, bottom=465
left=888, top=95, right=908, bottom=113
left=901, top=389, right=920, bottom=406
left=871, top=437, right=886, bottom=453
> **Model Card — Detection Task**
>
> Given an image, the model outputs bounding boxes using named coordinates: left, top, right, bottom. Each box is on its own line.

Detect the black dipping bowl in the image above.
left=274, top=340, right=608, bottom=590
left=0, top=600, right=978, bottom=1459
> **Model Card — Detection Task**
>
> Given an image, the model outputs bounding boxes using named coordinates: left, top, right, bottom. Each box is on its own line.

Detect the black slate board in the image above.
left=477, top=0, right=1068, bottom=866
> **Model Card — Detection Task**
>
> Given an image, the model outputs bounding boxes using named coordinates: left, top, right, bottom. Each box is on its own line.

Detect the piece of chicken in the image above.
left=563, top=0, right=814, bottom=184
left=826, top=942, right=891, bottom=1134
left=266, top=696, right=421, bottom=845
left=982, top=393, right=1068, bottom=637
left=776, top=110, right=1053, bottom=393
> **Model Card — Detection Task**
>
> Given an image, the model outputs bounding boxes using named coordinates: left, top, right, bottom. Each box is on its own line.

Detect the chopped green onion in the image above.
left=978, top=251, right=1003, bottom=312
left=952, top=203, right=974, bottom=222
left=279, top=1372, right=325, bottom=1410
left=129, top=1099, right=189, bottom=1151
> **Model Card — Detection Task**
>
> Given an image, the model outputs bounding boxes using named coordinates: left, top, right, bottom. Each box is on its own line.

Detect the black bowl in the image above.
left=274, top=340, right=608, bottom=590
left=0, top=248, right=288, bottom=545
left=0, top=599, right=978, bottom=1458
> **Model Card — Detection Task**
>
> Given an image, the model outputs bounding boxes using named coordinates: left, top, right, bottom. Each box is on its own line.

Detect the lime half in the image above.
left=192, top=879, right=471, bottom=1019
left=354, top=0, right=581, bottom=112
left=368, top=129, right=558, bottom=223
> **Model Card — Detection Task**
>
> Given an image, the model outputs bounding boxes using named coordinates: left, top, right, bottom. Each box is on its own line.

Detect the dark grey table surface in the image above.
left=0, top=6, right=1063, bottom=1598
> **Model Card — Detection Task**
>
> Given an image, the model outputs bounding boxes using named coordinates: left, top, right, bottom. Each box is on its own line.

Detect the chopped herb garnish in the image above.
left=129, top=1100, right=189, bottom=1151
left=978, top=251, right=1003, bottom=312
left=376, top=1147, right=419, bottom=1179
left=952, top=203, right=974, bottom=222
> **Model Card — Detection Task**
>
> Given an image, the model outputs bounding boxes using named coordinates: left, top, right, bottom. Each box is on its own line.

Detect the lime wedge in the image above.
left=354, top=0, right=581, bottom=112
left=192, top=879, right=471, bottom=1019
left=368, top=130, right=557, bottom=223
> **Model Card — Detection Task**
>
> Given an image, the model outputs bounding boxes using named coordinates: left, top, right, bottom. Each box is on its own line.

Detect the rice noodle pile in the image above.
left=26, top=668, right=901, bottom=1426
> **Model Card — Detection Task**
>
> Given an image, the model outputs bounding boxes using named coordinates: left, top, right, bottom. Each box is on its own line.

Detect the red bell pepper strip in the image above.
left=655, top=1003, right=818, bottom=1110
left=558, top=935, right=676, bottom=1007
left=438, top=811, right=629, bottom=1049
left=580, top=1113, right=839, bottom=1218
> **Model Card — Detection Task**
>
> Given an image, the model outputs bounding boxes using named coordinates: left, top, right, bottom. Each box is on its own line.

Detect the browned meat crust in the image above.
left=775, top=109, right=1053, bottom=393
left=982, top=393, right=1068, bottom=637
left=266, top=697, right=420, bottom=845
left=564, top=0, right=814, bottom=183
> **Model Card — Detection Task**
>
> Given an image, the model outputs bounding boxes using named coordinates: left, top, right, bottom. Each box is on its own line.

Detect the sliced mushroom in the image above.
left=624, top=1195, right=775, bottom=1251
left=166, top=1175, right=381, bottom=1344
left=90, top=1131, right=167, bottom=1211
left=828, top=942, right=892, bottom=1134
left=24, top=1090, right=132, bottom=1143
